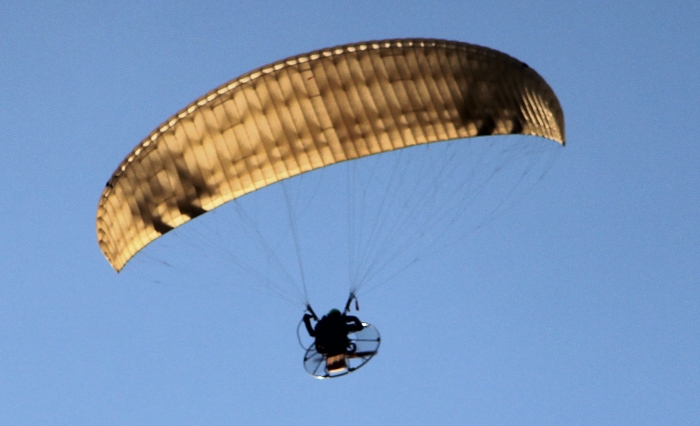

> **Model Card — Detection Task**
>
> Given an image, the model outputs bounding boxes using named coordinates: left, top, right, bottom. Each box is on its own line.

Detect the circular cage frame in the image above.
left=302, top=323, right=381, bottom=379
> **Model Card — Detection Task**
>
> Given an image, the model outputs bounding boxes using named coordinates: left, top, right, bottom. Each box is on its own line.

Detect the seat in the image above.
left=326, top=354, right=348, bottom=374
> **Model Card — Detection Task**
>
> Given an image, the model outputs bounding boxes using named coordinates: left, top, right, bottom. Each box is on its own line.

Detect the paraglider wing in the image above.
left=96, top=38, right=565, bottom=271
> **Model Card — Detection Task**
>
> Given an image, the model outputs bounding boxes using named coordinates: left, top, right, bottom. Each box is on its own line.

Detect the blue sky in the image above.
left=1, top=1, right=699, bottom=424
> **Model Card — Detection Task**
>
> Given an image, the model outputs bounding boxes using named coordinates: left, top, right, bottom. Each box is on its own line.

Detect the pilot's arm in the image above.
left=303, top=313, right=316, bottom=337
left=344, top=315, right=363, bottom=332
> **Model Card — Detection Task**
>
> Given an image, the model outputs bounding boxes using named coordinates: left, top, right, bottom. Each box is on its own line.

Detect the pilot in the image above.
left=303, top=309, right=363, bottom=356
